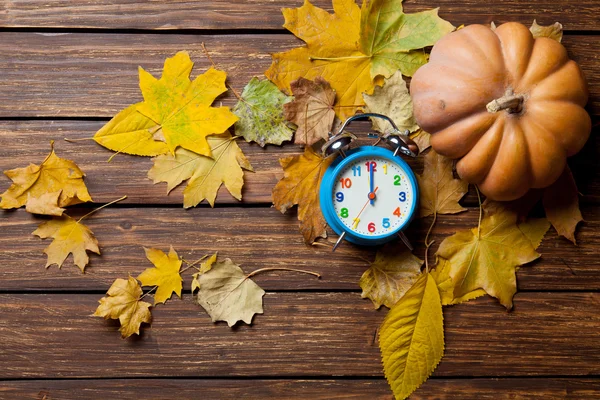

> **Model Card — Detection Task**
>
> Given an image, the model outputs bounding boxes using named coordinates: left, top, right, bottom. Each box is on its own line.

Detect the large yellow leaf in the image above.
left=543, top=166, right=583, bottom=244
left=272, top=147, right=335, bottom=244
left=266, top=0, right=454, bottom=119
left=32, top=215, right=100, bottom=272
left=436, top=204, right=541, bottom=309
left=93, top=276, right=152, bottom=339
left=379, top=273, right=444, bottom=400
left=360, top=246, right=422, bottom=309
left=137, top=246, right=183, bottom=305
left=0, top=142, right=92, bottom=212
left=148, top=132, right=253, bottom=207
left=417, top=150, right=468, bottom=218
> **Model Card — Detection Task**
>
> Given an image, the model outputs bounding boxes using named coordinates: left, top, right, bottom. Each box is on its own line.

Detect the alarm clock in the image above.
left=319, top=113, right=419, bottom=251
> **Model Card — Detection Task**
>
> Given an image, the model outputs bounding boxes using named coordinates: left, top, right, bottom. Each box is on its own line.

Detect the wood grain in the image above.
left=1, top=378, right=599, bottom=399
left=0, top=33, right=598, bottom=117
left=1, top=0, right=599, bottom=31
left=0, top=292, right=598, bottom=378
left=0, top=207, right=597, bottom=291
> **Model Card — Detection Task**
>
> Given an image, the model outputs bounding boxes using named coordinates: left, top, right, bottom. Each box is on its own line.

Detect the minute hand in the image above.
left=352, top=186, right=379, bottom=229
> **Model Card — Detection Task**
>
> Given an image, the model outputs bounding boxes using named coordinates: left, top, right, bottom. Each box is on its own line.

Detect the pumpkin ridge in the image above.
left=461, top=26, right=506, bottom=79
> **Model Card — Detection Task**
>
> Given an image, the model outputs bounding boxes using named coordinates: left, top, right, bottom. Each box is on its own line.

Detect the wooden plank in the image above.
left=1, top=0, right=599, bottom=31
left=1, top=378, right=599, bottom=399
left=0, top=292, right=598, bottom=378
left=0, top=207, right=598, bottom=291
left=0, top=33, right=598, bottom=117
left=1, top=121, right=598, bottom=206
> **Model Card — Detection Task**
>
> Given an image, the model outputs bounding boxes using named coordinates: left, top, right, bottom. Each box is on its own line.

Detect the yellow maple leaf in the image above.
left=137, top=246, right=183, bottom=305
left=0, top=142, right=92, bottom=212
left=272, top=147, right=335, bottom=244
left=32, top=215, right=100, bottom=272
left=379, top=272, right=444, bottom=400
left=93, top=276, right=152, bottom=339
left=94, top=51, right=237, bottom=158
left=148, top=132, right=253, bottom=207
left=266, top=0, right=454, bottom=119
left=431, top=258, right=486, bottom=306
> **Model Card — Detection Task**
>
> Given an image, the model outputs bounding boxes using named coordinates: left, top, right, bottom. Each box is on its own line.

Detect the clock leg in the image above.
left=332, top=232, right=346, bottom=252
left=398, top=232, right=414, bottom=251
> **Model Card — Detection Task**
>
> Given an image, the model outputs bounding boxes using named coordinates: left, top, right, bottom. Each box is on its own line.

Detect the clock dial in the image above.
left=331, top=156, right=413, bottom=237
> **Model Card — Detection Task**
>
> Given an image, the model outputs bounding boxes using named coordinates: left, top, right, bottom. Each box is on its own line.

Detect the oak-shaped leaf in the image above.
left=137, top=246, right=183, bottom=305
left=417, top=150, right=468, bottom=218
left=530, top=19, right=563, bottom=42
left=363, top=71, right=419, bottom=134
left=284, top=77, right=336, bottom=146
left=266, top=0, right=454, bottom=119
left=1, top=142, right=92, bottom=212
left=542, top=166, right=583, bottom=244
left=94, top=51, right=237, bottom=158
left=272, top=147, right=335, bottom=244
left=360, top=246, right=422, bottom=309
left=233, top=77, right=295, bottom=146
left=195, top=258, right=265, bottom=327
left=436, top=203, right=541, bottom=309
left=379, top=273, right=444, bottom=400
left=93, top=276, right=152, bottom=339
left=33, top=215, right=100, bottom=272
left=148, top=132, right=253, bottom=207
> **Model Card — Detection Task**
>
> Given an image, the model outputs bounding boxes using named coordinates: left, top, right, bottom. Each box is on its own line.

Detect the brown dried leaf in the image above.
left=543, top=166, right=583, bottom=244
left=530, top=20, right=563, bottom=42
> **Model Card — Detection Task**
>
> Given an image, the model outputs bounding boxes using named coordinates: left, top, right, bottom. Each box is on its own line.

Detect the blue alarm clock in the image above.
left=319, top=113, right=419, bottom=251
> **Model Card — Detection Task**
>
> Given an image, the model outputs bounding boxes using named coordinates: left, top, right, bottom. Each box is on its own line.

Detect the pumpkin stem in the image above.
left=486, top=91, right=524, bottom=114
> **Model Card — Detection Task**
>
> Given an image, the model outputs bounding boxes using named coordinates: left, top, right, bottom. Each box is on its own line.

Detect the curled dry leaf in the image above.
left=360, top=245, right=423, bottom=309
left=93, top=276, right=152, bottom=339
left=542, top=166, right=583, bottom=244
left=284, top=77, right=336, bottom=146
left=363, top=71, right=419, bottom=134
left=32, top=215, right=100, bottom=272
left=94, top=51, right=237, bottom=158
left=0, top=142, right=92, bottom=213
left=137, top=247, right=183, bottom=305
left=530, top=19, right=563, bottom=42
left=272, top=147, right=335, bottom=244
left=195, top=258, right=265, bottom=327
left=417, top=150, right=468, bottom=218
left=233, top=77, right=295, bottom=147
left=148, top=132, right=253, bottom=208
left=379, top=273, right=444, bottom=400
left=266, top=0, right=454, bottom=119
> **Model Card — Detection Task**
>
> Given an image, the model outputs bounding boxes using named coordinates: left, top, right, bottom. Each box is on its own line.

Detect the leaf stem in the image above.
left=139, top=285, right=157, bottom=300
left=77, top=196, right=127, bottom=223
left=64, top=137, right=95, bottom=143
left=246, top=267, right=321, bottom=280
left=309, top=55, right=371, bottom=62
left=200, top=42, right=243, bottom=101
left=475, top=185, right=482, bottom=239
left=180, top=254, right=209, bottom=274
left=424, top=210, right=437, bottom=273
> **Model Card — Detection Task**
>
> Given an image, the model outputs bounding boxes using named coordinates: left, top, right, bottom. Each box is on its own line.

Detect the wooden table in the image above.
left=0, top=1, right=599, bottom=398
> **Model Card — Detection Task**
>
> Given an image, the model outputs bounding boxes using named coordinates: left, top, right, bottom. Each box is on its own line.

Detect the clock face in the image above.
left=331, top=155, right=415, bottom=238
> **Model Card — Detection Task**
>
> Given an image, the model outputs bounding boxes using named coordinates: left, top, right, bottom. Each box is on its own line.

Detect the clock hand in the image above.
left=369, top=163, right=375, bottom=205
left=352, top=186, right=378, bottom=229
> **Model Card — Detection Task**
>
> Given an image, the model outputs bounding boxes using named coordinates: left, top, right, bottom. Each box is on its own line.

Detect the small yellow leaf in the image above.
left=360, top=246, right=423, bottom=309
left=25, top=191, right=65, bottom=216
left=272, top=147, right=335, bottom=244
left=530, top=19, right=563, bottom=42
left=1, top=142, right=92, bottom=212
left=417, top=150, right=468, bottom=218
left=93, top=276, right=152, bottom=339
left=148, top=132, right=253, bottom=207
left=137, top=246, right=183, bottom=305
left=379, top=273, right=444, bottom=400
left=32, top=215, right=100, bottom=272
left=543, top=166, right=582, bottom=244
left=191, top=252, right=218, bottom=293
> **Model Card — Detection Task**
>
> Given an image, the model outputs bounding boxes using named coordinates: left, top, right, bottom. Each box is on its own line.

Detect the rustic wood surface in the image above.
left=0, top=0, right=599, bottom=399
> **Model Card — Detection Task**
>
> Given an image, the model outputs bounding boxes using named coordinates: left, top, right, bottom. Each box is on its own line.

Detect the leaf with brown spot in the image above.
left=417, top=150, right=468, bottom=218
left=543, top=166, right=583, bottom=244
left=272, top=147, right=335, bottom=244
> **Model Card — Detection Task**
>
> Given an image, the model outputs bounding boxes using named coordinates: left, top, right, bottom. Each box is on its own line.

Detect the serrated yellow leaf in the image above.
left=137, top=246, right=183, bottom=305
left=148, top=132, right=253, bottom=207
left=0, top=142, right=92, bottom=212
left=93, top=276, right=152, bottom=339
left=272, top=147, right=335, bottom=244
left=32, top=215, right=100, bottom=272
left=379, top=273, right=444, bottom=400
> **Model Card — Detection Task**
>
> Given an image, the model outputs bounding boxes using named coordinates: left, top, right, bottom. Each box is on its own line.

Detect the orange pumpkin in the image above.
left=410, top=22, right=591, bottom=201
